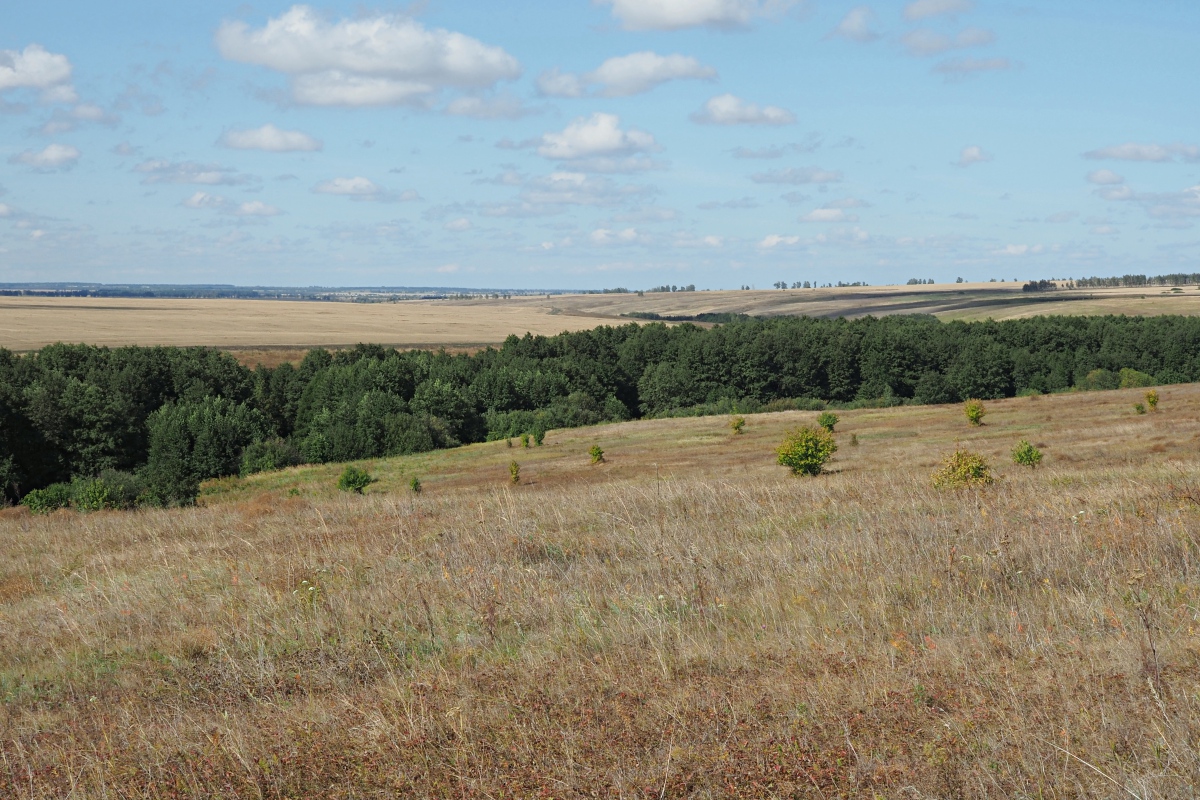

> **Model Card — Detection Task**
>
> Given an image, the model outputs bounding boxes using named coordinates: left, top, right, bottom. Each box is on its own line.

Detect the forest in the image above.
left=3, top=312, right=1199, bottom=506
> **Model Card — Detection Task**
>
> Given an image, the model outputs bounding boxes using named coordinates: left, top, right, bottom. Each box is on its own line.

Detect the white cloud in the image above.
left=182, top=191, right=226, bottom=209
left=0, top=203, right=13, bottom=218
left=1096, top=185, right=1134, bottom=201
left=934, top=57, right=1014, bottom=77
left=691, top=93, right=795, bottom=126
left=135, top=159, right=251, bottom=185
left=219, top=124, right=322, bottom=152
left=566, top=156, right=667, bottom=174
left=829, top=7, right=879, bottom=43
left=537, top=113, right=657, bottom=160
left=759, top=234, right=801, bottom=248
left=9, top=143, right=80, bottom=170
left=904, top=0, right=972, bottom=21
left=801, top=208, right=857, bottom=223
left=995, top=243, right=1044, bottom=256
left=236, top=201, right=282, bottom=217
left=538, top=52, right=715, bottom=98
left=955, top=145, right=991, bottom=167
left=1086, top=169, right=1124, bottom=185
left=902, top=27, right=994, bottom=56
left=1083, top=142, right=1199, bottom=163
left=599, top=0, right=798, bottom=31
left=750, top=166, right=842, bottom=184
left=313, top=176, right=383, bottom=196
left=215, top=5, right=521, bottom=107
left=444, top=217, right=472, bottom=231
left=0, top=44, right=74, bottom=102
left=1045, top=211, right=1077, bottom=223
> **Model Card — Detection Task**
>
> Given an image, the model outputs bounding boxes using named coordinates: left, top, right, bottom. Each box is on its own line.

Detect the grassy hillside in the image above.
left=2, top=385, right=1199, bottom=797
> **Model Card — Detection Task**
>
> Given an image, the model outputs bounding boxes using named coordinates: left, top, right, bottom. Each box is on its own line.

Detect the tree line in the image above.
left=4, top=312, right=1199, bottom=506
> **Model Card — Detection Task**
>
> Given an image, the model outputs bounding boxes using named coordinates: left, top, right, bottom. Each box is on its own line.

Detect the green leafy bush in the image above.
left=1134, top=403, right=1146, bottom=415
left=20, top=483, right=72, bottom=514
left=1145, top=389, right=1159, bottom=411
left=240, top=438, right=304, bottom=476
left=964, top=399, right=986, bottom=426
left=509, top=461, right=521, bottom=484
left=729, top=416, right=745, bottom=434
left=1118, top=368, right=1155, bottom=389
left=520, top=433, right=530, bottom=448
left=932, top=450, right=994, bottom=489
left=1011, top=440, right=1043, bottom=468
left=589, top=445, right=605, bottom=464
left=817, top=411, right=839, bottom=432
left=776, top=426, right=837, bottom=476
left=337, top=465, right=376, bottom=494
left=533, top=426, right=546, bottom=446
left=409, top=476, right=422, bottom=494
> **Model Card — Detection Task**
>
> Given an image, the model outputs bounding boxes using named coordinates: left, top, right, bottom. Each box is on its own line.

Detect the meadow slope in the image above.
left=1, top=385, right=1198, bottom=797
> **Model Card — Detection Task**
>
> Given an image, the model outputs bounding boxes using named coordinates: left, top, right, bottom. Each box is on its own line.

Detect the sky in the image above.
left=1, top=1, right=1198, bottom=290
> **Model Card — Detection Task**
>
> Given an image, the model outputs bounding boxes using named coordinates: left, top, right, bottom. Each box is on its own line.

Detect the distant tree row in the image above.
left=4, top=312, right=1200, bottom=505
left=1072, top=273, right=1200, bottom=288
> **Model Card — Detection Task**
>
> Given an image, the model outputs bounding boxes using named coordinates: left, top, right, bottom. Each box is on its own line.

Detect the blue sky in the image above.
left=1, top=0, right=1197, bottom=289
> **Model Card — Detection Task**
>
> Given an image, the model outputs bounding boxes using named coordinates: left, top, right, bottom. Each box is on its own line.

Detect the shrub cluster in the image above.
left=776, top=426, right=837, bottom=476
left=932, top=450, right=994, bottom=489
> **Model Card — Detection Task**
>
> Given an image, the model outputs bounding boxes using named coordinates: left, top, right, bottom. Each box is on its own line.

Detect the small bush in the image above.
left=1011, top=439, right=1043, bottom=468
left=1118, top=368, right=1155, bottom=389
left=932, top=450, right=994, bottom=489
left=506, top=438, right=513, bottom=448
left=776, top=426, right=837, bottom=476
left=964, top=399, right=986, bottom=426
left=520, top=434, right=530, bottom=448
left=589, top=445, right=605, bottom=464
left=240, top=438, right=304, bottom=477
left=337, top=465, right=375, bottom=494
left=817, top=411, right=839, bottom=432
left=533, top=427, right=546, bottom=446
left=20, top=483, right=72, bottom=514
left=1145, top=389, right=1159, bottom=411
left=849, top=433, right=859, bottom=447
left=409, top=476, right=422, bottom=494
left=729, top=416, right=745, bottom=435
left=509, top=461, right=521, bottom=484
left=1133, top=403, right=1146, bottom=415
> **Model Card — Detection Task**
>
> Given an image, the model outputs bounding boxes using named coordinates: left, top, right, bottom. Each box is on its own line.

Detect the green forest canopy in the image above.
left=3, top=313, right=1196, bottom=505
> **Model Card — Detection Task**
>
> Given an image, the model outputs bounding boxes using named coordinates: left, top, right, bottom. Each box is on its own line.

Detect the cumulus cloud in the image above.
left=599, top=0, right=799, bottom=31
left=219, top=124, right=322, bottom=152
left=444, top=93, right=535, bottom=119
left=750, top=166, right=842, bottom=185
left=994, top=243, right=1044, bottom=256
left=955, top=145, right=991, bottom=167
left=537, top=113, right=657, bottom=160
left=444, top=217, right=472, bottom=231
left=698, top=197, right=759, bottom=210
left=0, top=44, right=74, bottom=102
left=828, top=7, right=879, bottom=43
left=759, top=234, right=801, bottom=248
left=235, top=201, right=282, bottom=217
left=1083, top=142, right=1199, bottom=163
left=40, top=103, right=120, bottom=135
left=904, top=0, right=972, bottom=20
left=135, top=159, right=251, bottom=185
left=1086, top=169, right=1124, bottom=185
left=801, top=208, right=856, bottom=223
left=691, top=93, right=795, bottom=126
left=313, top=176, right=384, bottom=197
left=902, top=27, right=994, bottom=56
left=540, top=52, right=716, bottom=98
left=215, top=5, right=520, bottom=107
left=182, top=191, right=226, bottom=209
left=9, top=143, right=80, bottom=170
left=933, top=57, right=1014, bottom=77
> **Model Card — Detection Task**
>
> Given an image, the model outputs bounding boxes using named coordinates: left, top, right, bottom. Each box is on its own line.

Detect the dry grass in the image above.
left=7, top=285, right=1200, bottom=354
left=2, top=386, right=1199, bottom=797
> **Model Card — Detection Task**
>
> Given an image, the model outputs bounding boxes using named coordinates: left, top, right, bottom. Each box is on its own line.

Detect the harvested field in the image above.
left=2, top=383, right=1199, bottom=797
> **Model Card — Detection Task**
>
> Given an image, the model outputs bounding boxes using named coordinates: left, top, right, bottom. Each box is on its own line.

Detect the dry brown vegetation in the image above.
left=2, top=385, right=1199, bottom=797
left=6, top=284, right=1200, bottom=357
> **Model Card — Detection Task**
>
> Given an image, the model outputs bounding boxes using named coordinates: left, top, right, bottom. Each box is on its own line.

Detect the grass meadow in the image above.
left=2, top=385, right=1198, bottom=797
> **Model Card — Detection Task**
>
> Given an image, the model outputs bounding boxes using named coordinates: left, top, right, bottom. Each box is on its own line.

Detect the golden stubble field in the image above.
left=5, top=283, right=1200, bottom=360
left=1, top=385, right=1199, bottom=797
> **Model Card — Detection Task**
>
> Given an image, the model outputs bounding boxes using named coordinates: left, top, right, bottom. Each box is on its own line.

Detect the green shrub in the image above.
left=20, top=483, right=72, bottom=514
left=964, top=399, right=986, bottom=426
left=240, top=438, right=304, bottom=476
left=520, top=433, right=530, bottom=448
left=1078, top=369, right=1119, bottom=391
left=729, top=416, right=745, bottom=435
left=817, top=411, right=839, bottom=432
left=509, top=461, right=521, bottom=484
left=776, top=426, right=837, bottom=476
left=69, top=470, right=145, bottom=512
left=337, top=465, right=375, bottom=494
left=533, top=426, right=546, bottom=446
left=932, top=450, right=993, bottom=489
left=1011, top=440, right=1043, bottom=468
left=849, top=433, right=859, bottom=447
left=1145, top=389, right=1159, bottom=411
left=409, top=476, right=422, bottom=494
left=589, top=445, right=605, bottom=464
left=1134, top=403, right=1146, bottom=415
left=1118, top=368, right=1155, bottom=389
